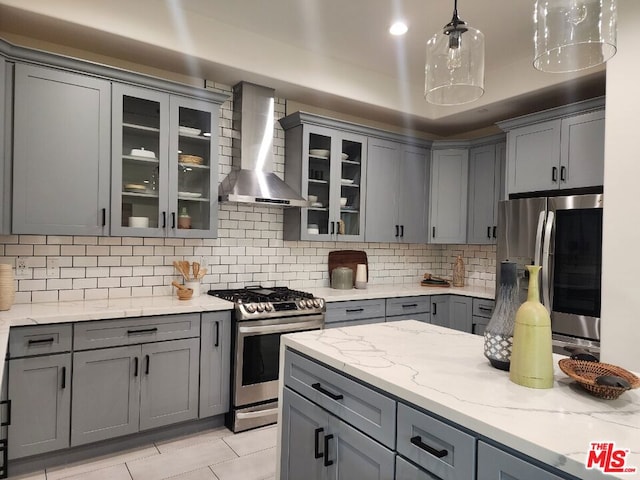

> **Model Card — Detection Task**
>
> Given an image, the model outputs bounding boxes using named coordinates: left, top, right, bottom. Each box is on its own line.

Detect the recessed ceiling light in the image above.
left=389, top=21, right=408, bottom=36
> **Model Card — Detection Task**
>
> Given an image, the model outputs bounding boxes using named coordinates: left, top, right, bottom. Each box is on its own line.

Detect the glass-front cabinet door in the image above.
left=299, top=124, right=366, bottom=241
left=112, top=84, right=218, bottom=237
left=168, top=96, right=217, bottom=238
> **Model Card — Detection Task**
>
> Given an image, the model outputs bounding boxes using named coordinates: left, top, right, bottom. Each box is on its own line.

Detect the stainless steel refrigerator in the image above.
left=496, top=193, right=603, bottom=352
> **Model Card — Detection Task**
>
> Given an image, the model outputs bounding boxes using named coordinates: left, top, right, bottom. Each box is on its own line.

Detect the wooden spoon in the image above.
left=181, top=261, right=191, bottom=280
left=197, top=268, right=207, bottom=280
left=192, top=262, right=200, bottom=279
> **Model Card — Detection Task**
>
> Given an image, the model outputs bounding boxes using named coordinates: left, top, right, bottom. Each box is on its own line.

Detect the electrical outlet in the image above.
left=47, top=257, right=60, bottom=278
left=15, top=257, right=28, bottom=278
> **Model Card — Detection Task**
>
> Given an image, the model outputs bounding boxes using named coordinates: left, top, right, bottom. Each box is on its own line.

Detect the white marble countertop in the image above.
left=282, top=321, right=640, bottom=480
left=308, top=283, right=495, bottom=302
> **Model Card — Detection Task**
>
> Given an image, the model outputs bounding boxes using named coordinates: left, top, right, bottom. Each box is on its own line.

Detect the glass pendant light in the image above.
left=425, top=0, right=485, bottom=106
left=534, top=0, right=617, bottom=73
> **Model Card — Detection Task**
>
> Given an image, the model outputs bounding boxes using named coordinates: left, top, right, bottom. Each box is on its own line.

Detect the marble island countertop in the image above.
left=282, top=320, right=640, bottom=480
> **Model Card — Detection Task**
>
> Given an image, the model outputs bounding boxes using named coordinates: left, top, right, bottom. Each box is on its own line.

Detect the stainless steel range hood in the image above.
left=218, top=82, right=309, bottom=207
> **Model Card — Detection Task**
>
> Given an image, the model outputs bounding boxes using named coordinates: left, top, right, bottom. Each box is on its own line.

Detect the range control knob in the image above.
left=257, top=303, right=265, bottom=313
left=245, top=304, right=256, bottom=314
left=305, top=299, right=315, bottom=308
left=297, top=300, right=307, bottom=309
left=265, top=303, right=273, bottom=312
left=313, top=299, right=321, bottom=308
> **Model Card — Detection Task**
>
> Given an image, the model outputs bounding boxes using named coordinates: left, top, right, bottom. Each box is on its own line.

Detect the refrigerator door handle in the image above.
left=534, top=211, right=546, bottom=267
left=541, top=211, right=554, bottom=312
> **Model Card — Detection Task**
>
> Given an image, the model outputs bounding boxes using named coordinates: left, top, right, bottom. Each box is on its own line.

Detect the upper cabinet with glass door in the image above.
left=280, top=113, right=367, bottom=242
left=111, top=84, right=221, bottom=237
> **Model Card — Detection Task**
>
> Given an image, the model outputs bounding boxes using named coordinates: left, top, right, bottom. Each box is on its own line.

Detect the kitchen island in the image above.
left=279, top=320, right=640, bottom=480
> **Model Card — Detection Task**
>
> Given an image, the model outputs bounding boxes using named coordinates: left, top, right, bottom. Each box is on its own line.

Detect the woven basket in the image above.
left=179, top=154, right=203, bottom=165
left=558, top=358, right=640, bottom=400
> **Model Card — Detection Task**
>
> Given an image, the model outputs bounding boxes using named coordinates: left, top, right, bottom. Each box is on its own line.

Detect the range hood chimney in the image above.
left=218, top=82, right=308, bottom=207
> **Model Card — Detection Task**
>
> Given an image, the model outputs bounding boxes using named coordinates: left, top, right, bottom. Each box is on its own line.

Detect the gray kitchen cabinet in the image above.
left=467, top=141, right=505, bottom=245
left=111, top=83, right=220, bottom=238
left=477, top=441, right=566, bottom=480
left=325, top=299, right=385, bottom=329
left=12, top=63, right=110, bottom=235
left=472, top=298, right=495, bottom=336
left=199, top=311, right=231, bottom=418
left=1, top=361, right=7, bottom=476
left=8, top=354, right=71, bottom=459
left=0, top=57, right=11, bottom=235
left=281, top=114, right=367, bottom=242
left=431, top=295, right=473, bottom=333
left=500, top=98, right=605, bottom=195
left=386, top=296, right=431, bottom=323
left=396, top=456, right=439, bottom=480
left=429, top=149, right=469, bottom=244
left=365, top=138, right=429, bottom=243
left=71, top=345, right=140, bottom=446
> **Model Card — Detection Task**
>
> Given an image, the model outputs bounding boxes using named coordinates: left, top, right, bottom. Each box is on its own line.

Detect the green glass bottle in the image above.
left=509, top=265, right=554, bottom=389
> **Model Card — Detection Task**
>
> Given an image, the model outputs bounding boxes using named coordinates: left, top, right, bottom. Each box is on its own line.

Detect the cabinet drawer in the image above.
left=284, top=349, right=396, bottom=449
left=325, top=299, right=385, bottom=324
left=472, top=316, right=489, bottom=336
left=397, top=403, right=475, bottom=480
left=9, top=324, right=72, bottom=358
left=386, top=296, right=431, bottom=317
left=74, top=313, right=200, bottom=350
left=477, top=441, right=566, bottom=480
left=387, top=313, right=431, bottom=323
left=472, top=298, right=495, bottom=318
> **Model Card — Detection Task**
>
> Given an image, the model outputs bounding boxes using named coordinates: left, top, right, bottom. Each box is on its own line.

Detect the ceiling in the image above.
left=0, top=0, right=606, bottom=137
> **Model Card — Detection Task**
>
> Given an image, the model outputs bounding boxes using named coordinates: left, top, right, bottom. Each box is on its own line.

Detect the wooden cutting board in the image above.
left=328, top=250, right=368, bottom=285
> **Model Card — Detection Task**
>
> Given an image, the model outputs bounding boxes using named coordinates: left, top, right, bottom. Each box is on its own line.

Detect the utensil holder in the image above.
left=185, top=280, right=200, bottom=297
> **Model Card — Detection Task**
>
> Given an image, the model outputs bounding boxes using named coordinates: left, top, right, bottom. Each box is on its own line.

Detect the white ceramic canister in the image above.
left=0, top=264, right=16, bottom=311
left=185, top=280, right=201, bottom=297
left=355, top=264, right=367, bottom=289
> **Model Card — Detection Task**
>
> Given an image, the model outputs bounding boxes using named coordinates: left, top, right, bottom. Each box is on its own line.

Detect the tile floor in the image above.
left=8, top=425, right=278, bottom=480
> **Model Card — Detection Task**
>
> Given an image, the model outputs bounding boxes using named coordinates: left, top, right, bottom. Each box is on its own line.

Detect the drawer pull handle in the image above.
left=134, top=357, right=139, bottom=377
left=127, top=328, right=158, bottom=336
left=28, top=337, right=55, bottom=345
left=0, top=400, right=11, bottom=427
left=402, top=303, right=418, bottom=308
left=61, top=366, right=66, bottom=389
left=410, top=435, right=448, bottom=458
left=395, top=225, right=399, bottom=237
left=478, top=306, right=493, bottom=312
left=214, top=321, right=220, bottom=347
left=145, top=354, right=150, bottom=375
left=323, top=434, right=334, bottom=467
left=345, top=308, right=364, bottom=313
left=314, top=427, right=324, bottom=459
left=312, top=383, right=344, bottom=401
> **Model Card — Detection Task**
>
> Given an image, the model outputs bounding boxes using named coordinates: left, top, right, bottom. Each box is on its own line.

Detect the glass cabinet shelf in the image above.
left=123, top=123, right=160, bottom=134
left=123, top=155, right=159, bottom=164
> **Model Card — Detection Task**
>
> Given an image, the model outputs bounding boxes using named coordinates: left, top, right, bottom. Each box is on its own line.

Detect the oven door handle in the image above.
left=238, top=319, right=324, bottom=335
left=541, top=210, right=554, bottom=312
left=235, top=407, right=279, bottom=420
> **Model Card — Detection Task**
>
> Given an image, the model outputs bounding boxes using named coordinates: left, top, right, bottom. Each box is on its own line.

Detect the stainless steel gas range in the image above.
left=208, top=286, right=325, bottom=432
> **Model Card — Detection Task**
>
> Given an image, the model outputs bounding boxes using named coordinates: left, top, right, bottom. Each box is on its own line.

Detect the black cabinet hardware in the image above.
left=560, top=166, right=566, bottom=182
left=28, top=337, right=55, bottom=345
left=162, top=211, right=166, bottom=228
left=323, top=434, right=334, bottom=467
left=432, top=303, right=437, bottom=315
left=145, top=355, right=150, bottom=375
left=171, top=212, right=176, bottom=229
left=214, top=321, right=220, bottom=347
left=127, top=327, right=158, bottom=336
left=478, top=306, right=493, bottom=312
left=330, top=221, right=335, bottom=235
left=0, top=400, right=11, bottom=427
left=101, top=208, right=106, bottom=227
left=134, top=357, right=139, bottom=377
left=314, top=427, right=324, bottom=459
left=395, top=225, right=399, bottom=237
left=402, top=304, right=418, bottom=308
left=492, top=226, right=497, bottom=238
left=487, top=226, right=491, bottom=238
left=61, top=366, right=66, bottom=389
left=410, top=435, right=448, bottom=458
left=432, top=226, right=436, bottom=238
left=346, top=308, right=364, bottom=313
left=311, top=382, right=344, bottom=401
left=552, top=166, right=558, bottom=182
left=400, top=225, right=404, bottom=237
left=0, top=438, right=6, bottom=478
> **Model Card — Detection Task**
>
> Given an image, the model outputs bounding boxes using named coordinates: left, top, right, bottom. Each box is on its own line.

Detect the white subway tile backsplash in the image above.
left=59, top=290, right=86, bottom=301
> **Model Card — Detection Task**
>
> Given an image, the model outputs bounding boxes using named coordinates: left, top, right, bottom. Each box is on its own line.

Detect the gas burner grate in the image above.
left=208, top=286, right=315, bottom=304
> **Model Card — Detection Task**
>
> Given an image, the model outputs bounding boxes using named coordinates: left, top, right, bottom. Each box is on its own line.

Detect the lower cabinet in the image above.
left=430, top=295, right=473, bottom=333
left=395, top=456, right=439, bottom=480
left=281, top=388, right=395, bottom=480
left=325, top=299, right=385, bottom=329
left=472, top=298, right=495, bottom=336
left=477, top=441, right=566, bottom=480
left=71, top=338, right=199, bottom=446
left=386, top=296, right=431, bottom=323
left=199, top=311, right=231, bottom=418
left=7, top=354, right=71, bottom=459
